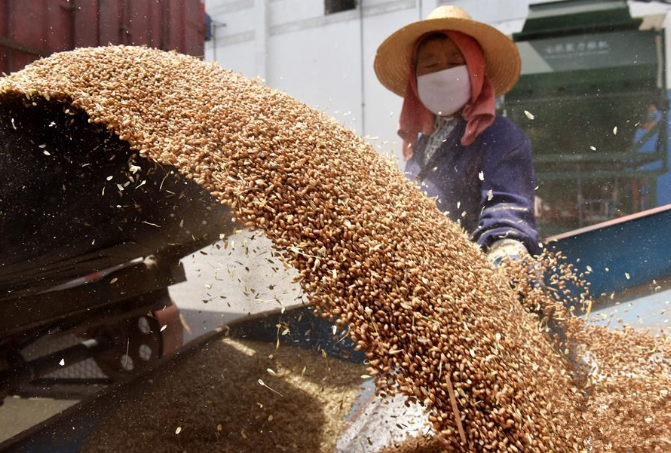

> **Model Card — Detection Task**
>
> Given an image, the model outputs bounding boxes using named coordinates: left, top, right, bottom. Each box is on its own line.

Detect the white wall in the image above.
left=269, top=16, right=362, bottom=130
left=205, top=0, right=671, bottom=167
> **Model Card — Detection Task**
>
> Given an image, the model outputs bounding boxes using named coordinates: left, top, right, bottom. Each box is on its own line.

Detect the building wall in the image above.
left=205, top=0, right=671, bottom=168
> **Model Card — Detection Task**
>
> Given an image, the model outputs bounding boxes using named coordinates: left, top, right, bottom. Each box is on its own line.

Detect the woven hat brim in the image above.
left=374, top=17, right=521, bottom=98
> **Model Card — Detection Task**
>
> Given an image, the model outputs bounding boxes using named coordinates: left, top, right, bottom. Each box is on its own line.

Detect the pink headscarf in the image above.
left=398, top=31, right=496, bottom=160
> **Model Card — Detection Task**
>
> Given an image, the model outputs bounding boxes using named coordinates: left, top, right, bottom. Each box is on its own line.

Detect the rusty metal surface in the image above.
left=0, top=0, right=205, bottom=74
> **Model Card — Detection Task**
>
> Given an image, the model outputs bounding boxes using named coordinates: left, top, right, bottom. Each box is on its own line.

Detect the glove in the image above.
left=487, top=238, right=543, bottom=290
left=486, top=239, right=528, bottom=268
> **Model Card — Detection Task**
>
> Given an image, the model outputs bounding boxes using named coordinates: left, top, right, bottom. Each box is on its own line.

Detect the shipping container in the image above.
left=0, top=0, right=206, bottom=74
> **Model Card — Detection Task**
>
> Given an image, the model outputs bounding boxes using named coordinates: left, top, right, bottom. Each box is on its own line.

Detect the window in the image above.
left=325, top=0, right=357, bottom=15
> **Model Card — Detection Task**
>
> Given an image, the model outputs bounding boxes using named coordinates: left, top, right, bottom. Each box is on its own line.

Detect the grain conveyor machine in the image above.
left=2, top=202, right=671, bottom=451
left=505, top=0, right=670, bottom=237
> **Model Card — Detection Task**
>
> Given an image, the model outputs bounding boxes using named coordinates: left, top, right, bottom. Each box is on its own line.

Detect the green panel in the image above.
left=517, top=29, right=660, bottom=76
left=514, top=0, right=640, bottom=40
left=538, top=169, right=667, bottom=181
left=506, top=88, right=665, bottom=157
left=512, top=66, right=659, bottom=94
left=507, top=0, right=666, bottom=236
left=507, top=89, right=667, bottom=235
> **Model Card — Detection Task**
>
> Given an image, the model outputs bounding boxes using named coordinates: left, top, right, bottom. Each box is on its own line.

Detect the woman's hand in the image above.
left=486, top=238, right=528, bottom=268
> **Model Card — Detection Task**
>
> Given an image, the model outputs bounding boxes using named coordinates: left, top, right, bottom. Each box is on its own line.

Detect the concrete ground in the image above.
left=0, top=397, right=78, bottom=443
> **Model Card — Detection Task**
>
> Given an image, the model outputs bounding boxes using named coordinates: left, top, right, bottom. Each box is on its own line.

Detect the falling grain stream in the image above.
left=3, top=46, right=671, bottom=452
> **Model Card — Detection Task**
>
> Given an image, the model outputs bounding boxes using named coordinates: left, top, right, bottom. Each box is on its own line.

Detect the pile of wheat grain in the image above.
left=82, top=338, right=364, bottom=453
left=505, top=252, right=671, bottom=452
left=4, top=45, right=666, bottom=452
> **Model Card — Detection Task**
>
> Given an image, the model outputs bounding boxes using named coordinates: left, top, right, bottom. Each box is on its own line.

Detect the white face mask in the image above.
left=416, top=65, right=471, bottom=116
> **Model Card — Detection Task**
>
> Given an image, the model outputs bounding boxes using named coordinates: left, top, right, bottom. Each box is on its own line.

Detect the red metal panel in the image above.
left=45, top=1, right=75, bottom=52
left=7, top=0, right=49, bottom=71
left=99, top=0, right=122, bottom=45
left=72, top=0, right=100, bottom=48
left=127, top=0, right=151, bottom=46
left=164, top=0, right=204, bottom=56
left=165, top=0, right=185, bottom=53
left=0, top=2, right=8, bottom=73
left=0, top=0, right=204, bottom=74
left=146, top=0, right=162, bottom=49
left=185, top=0, right=206, bottom=57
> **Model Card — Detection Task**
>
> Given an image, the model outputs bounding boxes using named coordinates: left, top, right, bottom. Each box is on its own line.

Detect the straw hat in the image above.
left=374, top=6, right=521, bottom=97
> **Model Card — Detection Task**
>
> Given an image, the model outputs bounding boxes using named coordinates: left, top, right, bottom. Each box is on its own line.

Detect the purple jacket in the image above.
left=405, top=115, right=540, bottom=254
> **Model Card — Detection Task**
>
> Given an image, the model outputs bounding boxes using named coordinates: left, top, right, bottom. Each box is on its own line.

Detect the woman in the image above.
left=374, top=6, right=540, bottom=264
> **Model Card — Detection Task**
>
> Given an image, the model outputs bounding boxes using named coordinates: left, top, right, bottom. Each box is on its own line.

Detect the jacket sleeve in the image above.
left=470, top=136, right=541, bottom=255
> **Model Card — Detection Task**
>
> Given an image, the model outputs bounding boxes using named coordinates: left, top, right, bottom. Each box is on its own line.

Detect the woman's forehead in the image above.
left=416, top=35, right=462, bottom=59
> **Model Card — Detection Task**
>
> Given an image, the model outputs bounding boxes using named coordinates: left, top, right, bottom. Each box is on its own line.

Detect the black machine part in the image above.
left=0, top=93, right=236, bottom=297
left=0, top=336, right=112, bottom=403
left=0, top=287, right=183, bottom=403
left=0, top=94, right=237, bottom=337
